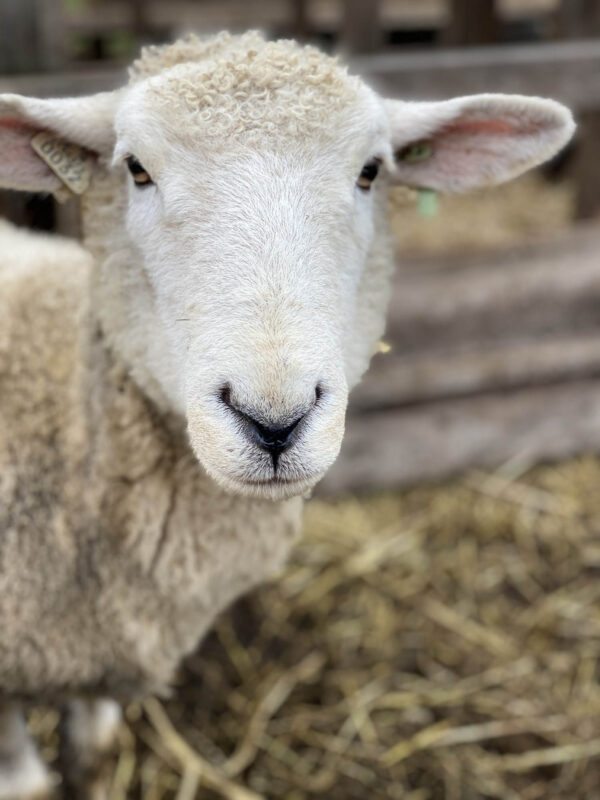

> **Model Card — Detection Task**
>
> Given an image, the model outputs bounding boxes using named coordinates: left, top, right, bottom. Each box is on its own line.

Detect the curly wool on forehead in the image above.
left=129, top=31, right=364, bottom=145
left=129, top=31, right=266, bottom=80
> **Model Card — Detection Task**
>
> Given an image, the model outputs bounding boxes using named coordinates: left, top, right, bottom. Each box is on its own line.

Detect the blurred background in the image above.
left=5, top=2, right=600, bottom=799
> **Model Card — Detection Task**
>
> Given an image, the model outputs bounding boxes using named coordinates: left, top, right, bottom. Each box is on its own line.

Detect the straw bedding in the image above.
left=29, top=454, right=600, bottom=799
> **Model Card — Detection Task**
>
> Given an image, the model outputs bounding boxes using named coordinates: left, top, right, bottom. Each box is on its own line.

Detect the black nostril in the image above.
left=217, top=384, right=316, bottom=469
left=251, top=417, right=302, bottom=454
left=219, top=385, right=232, bottom=408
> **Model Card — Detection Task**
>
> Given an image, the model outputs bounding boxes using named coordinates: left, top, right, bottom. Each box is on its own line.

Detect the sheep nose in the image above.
left=249, top=417, right=302, bottom=455
left=219, top=384, right=316, bottom=468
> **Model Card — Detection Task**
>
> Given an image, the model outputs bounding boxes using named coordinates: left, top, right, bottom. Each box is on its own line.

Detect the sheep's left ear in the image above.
left=0, top=91, right=119, bottom=195
left=385, top=94, right=575, bottom=193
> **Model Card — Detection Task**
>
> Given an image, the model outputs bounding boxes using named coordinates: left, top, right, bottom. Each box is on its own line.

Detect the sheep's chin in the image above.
left=186, top=408, right=344, bottom=501
left=202, top=464, right=322, bottom=501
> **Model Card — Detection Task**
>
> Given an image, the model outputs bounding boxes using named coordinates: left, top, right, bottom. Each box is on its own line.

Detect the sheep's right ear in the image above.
left=0, top=91, right=119, bottom=194
left=385, top=94, right=575, bottom=193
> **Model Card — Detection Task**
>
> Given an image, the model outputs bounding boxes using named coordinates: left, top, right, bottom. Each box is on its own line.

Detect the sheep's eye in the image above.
left=126, top=156, right=153, bottom=187
left=357, top=158, right=381, bottom=191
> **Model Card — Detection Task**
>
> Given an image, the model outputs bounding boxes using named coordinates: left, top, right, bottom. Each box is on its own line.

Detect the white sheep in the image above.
left=0, top=30, right=574, bottom=798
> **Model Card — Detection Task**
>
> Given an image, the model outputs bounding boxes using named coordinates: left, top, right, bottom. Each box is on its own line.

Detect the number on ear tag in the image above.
left=397, top=140, right=433, bottom=164
left=31, top=131, right=95, bottom=197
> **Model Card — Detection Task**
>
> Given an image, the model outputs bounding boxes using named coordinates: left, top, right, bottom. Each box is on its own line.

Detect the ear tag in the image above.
left=31, top=131, right=94, bottom=201
left=417, top=188, right=438, bottom=218
left=397, top=140, right=433, bottom=164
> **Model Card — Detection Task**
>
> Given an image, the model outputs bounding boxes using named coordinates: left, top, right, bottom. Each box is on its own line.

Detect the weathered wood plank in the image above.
left=555, top=0, right=600, bottom=38
left=319, top=378, right=600, bottom=494
left=0, top=0, right=65, bottom=73
left=0, top=39, right=597, bottom=109
left=35, top=0, right=67, bottom=71
left=340, top=0, right=382, bottom=54
left=443, top=0, right=501, bottom=46
left=350, top=38, right=600, bottom=109
left=0, top=66, right=126, bottom=97
left=62, top=0, right=558, bottom=37
left=571, top=107, right=600, bottom=218
left=387, top=227, right=600, bottom=356
left=318, top=225, right=600, bottom=492
left=0, top=0, right=41, bottom=73
left=290, top=0, right=310, bottom=39
left=354, top=335, right=600, bottom=410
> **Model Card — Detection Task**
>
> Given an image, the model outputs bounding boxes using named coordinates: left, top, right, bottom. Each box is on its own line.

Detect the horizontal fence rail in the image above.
left=0, top=39, right=599, bottom=108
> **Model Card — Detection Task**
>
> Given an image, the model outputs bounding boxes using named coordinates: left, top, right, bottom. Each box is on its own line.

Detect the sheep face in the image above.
left=0, top=34, right=575, bottom=500
left=110, top=71, right=392, bottom=499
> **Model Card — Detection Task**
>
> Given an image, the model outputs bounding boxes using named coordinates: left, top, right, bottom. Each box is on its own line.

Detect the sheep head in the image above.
left=0, top=33, right=575, bottom=500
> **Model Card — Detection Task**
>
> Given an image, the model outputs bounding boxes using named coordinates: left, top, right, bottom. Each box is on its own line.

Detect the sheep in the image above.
left=0, top=30, right=574, bottom=799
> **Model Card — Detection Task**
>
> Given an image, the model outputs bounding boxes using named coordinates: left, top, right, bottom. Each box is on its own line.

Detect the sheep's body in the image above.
left=0, top=28, right=574, bottom=799
left=0, top=220, right=300, bottom=702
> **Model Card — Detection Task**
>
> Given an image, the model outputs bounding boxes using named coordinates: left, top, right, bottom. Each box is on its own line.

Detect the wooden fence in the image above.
left=321, top=226, right=600, bottom=493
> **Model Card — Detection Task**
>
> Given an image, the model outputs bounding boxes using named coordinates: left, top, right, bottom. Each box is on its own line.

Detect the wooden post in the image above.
left=443, top=0, right=501, bottom=46
left=35, top=0, right=66, bottom=70
left=0, top=0, right=40, bottom=73
left=340, top=0, right=381, bottom=54
left=290, top=0, right=310, bottom=40
left=0, top=0, right=70, bottom=235
left=0, top=0, right=65, bottom=72
left=552, top=6, right=600, bottom=219
left=555, top=0, right=600, bottom=38
left=571, top=108, right=600, bottom=220
left=131, top=0, right=151, bottom=44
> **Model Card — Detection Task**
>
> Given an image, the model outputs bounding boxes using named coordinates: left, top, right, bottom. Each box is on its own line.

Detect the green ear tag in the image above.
left=397, top=140, right=432, bottom=164
left=417, top=188, right=438, bottom=218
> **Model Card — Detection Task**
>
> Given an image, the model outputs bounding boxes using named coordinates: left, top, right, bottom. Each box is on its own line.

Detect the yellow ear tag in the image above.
left=31, top=131, right=94, bottom=202
left=417, top=188, right=438, bottom=218
left=397, top=140, right=433, bottom=164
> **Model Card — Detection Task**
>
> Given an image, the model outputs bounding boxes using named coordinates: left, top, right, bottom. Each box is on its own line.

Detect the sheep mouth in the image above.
left=236, top=475, right=315, bottom=493
left=243, top=476, right=304, bottom=486
left=213, top=469, right=320, bottom=499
